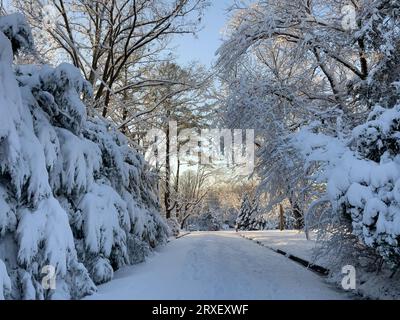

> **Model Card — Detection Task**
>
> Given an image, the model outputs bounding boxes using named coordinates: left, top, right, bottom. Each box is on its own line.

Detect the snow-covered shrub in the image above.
left=222, top=208, right=238, bottom=229
left=126, top=234, right=150, bottom=265
left=0, top=14, right=168, bottom=299
left=186, top=212, right=222, bottom=231
left=166, top=218, right=180, bottom=237
left=87, top=257, right=114, bottom=285
left=296, top=105, right=400, bottom=267
left=263, top=217, right=278, bottom=231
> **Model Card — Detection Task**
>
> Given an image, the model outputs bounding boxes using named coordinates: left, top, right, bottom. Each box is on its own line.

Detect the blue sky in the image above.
left=170, top=0, right=233, bottom=68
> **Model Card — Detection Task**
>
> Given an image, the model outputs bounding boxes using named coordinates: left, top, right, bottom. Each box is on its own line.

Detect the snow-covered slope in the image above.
left=0, top=14, right=168, bottom=300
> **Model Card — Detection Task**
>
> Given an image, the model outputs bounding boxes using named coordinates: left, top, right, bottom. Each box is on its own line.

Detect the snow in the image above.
left=16, top=197, right=75, bottom=276
left=54, top=127, right=101, bottom=193
left=0, top=31, right=20, bottom=139
left=0, top=14, right=33, bottom=53
left=346, top=183, right=373, bottom=208
left=0, top=2, right=397, bottom=300
left=0, top=14, right=169, bottom=299
left=85, top=232, right=349, bottom=300
left=239, top=230, right=325, bottom=267
left=215, top=0, right=400, bottom=298
left=0, top=186, right=16, bottom=237
left=295, top=104, right=400, bottom=264
left=0, top=259, right=11, bottom=300
left=79, top=182, right=129, bottom=257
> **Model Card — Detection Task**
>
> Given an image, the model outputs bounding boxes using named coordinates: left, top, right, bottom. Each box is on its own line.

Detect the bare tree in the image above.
left=174, top=167, right=211, bottom=228
left=14, top=0, right=209, bottom=117
left=139, top=62, right=214, bottom=219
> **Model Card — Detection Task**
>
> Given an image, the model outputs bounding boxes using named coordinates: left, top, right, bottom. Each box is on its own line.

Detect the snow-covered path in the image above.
left=85, top=231, right=349, bottom=300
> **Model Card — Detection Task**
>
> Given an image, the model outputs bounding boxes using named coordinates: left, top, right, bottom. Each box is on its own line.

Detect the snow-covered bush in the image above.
left=166, top=218, right=181, bottom=237
left=263, top=217, right=278, bottom=231
left=0, top=14, right=168, bottom=299
left=296, top=105, right=400, bottom=267
left=186, top=211, right=222, bottom=231
left=222, top=208, right=238, bottom=229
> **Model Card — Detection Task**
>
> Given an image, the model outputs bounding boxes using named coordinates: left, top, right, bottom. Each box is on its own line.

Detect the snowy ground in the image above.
left=85, top=231, right=351, bottom=300
left=239, top=230, right=326, bottom=267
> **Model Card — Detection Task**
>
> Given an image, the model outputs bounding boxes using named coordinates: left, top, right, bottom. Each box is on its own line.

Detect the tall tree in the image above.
left=137, top=62, right=214, bottom=219
left=14, top=0, right=209, bottom=117
left=176, top=168, right=211, bottom=228
left=216, top=0, right=392, bottom=229
left=0, top=12, right=168, bottom=300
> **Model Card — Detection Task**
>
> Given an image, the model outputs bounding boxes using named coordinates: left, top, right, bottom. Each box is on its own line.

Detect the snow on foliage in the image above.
left=0, top=13, right=33, bottom=54
left=78, top=182, right=129, bottom=265
left=0, top=259, right=11, bottom=300
left=216, top=0, right=400, bottom=294
left=295, top=105, right=400, bottom=266
left=166, top=218, right=181, bottom=236
left=187, top=212, right=222, bottom=232
left=236, top=194, right=265, bottom=231
left=16, top=197, right=75, bottom=275
left=0, top=14, right=168, bottom=299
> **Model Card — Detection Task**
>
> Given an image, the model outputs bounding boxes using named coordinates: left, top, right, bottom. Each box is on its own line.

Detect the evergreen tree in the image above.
left=248, top=216, right=267, bottom=231
left=0, top=14, right=168, bottom=300
left=236, top=195, right=261, bottom=231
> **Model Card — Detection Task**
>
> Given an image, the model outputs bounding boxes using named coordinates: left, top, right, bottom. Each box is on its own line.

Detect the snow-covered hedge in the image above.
left=296, top=105, right=400, bottom=267
left=0, top=14, right=168, bottom=299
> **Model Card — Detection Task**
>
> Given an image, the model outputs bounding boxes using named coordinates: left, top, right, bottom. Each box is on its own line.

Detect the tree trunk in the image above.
left=102, top=90, right=111, bottom=117
left=180, top=206, right=191, bottom=229
left=279, top=204, right=285, bottom=231
left=164, top=112, right=171, bottom=219
left=174, top=149, right=181, bottom=220
left=121, top=67, right=129, bottom=135
left=289, top=198, right=304, bottom=230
